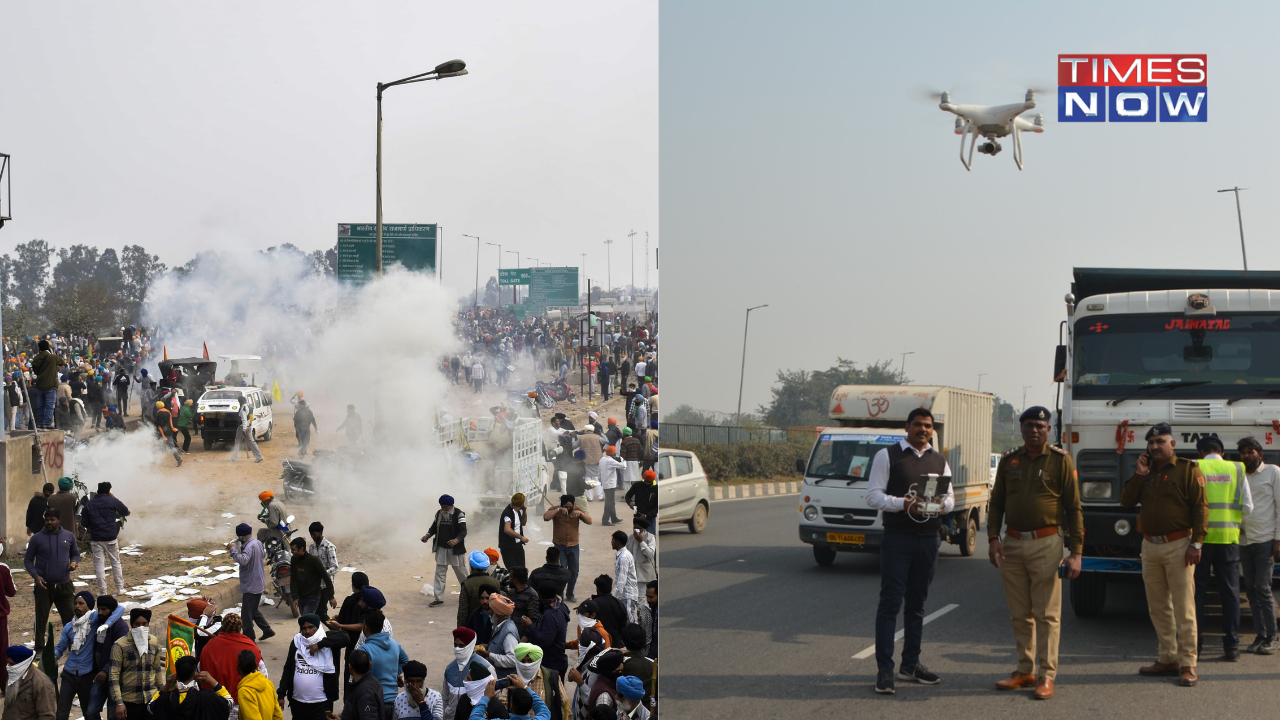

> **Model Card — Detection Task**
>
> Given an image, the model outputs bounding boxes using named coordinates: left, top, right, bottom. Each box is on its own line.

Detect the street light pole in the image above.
left=899, top=351, right=915, bottom=384
left=462, top=234, right=480, bottom=310
left=506, top=250, right=520, bottom=306
left=1218, top=186, right=1249, bottom=270
left=977, top=373, right=987, bottom=392
left=1022, top=385, right=1032, bottom=412
left=627, top=229, right=636, bottom=296
left=375, top=60, right=468, bottom=277
left=580, top=253, right=587, bottom=301
left=486, top=242, right=501, bottom=306
left=736, top=304, right=769, bottom=424
left=603, top=239, right=614, bottom=293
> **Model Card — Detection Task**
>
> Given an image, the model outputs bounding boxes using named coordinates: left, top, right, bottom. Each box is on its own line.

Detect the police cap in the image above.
left=1145, top=422, right=1173, bottom=440
left=1019, top=406, right=1051, bottom=423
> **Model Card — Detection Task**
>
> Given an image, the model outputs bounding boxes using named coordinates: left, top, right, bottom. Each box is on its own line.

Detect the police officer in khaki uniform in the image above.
left=1120, top=422, right=1209, bottom=687
left=988, top=407, right=1083, bottom=700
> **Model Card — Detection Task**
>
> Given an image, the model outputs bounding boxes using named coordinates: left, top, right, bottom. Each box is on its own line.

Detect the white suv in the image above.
left=657, top=449, right=710, bottom=533
left=197, top=387, right=274, bottom=450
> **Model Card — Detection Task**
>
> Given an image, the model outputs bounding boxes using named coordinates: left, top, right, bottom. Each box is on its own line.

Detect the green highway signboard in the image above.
left=498, top=268, right=533, bottom=286
left=336, top=223, right=436, bottom=283
left=526, top=266, right=579, bottom=315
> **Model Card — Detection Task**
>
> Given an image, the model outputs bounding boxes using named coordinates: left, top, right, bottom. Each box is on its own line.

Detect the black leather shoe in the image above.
left=1222, top=647, right=1240, bottom=662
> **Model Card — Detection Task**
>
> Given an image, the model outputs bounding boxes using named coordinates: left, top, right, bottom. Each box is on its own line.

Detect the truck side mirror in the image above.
left=1053, top=345, right=1067, bottom=383
left=795, top=458, right=805, bottom=473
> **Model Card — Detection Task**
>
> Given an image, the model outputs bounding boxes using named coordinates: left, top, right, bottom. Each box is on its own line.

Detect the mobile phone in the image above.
left=1057, top=563, right=1068, bottom=579
left=494, top=678, right=513, bottom=691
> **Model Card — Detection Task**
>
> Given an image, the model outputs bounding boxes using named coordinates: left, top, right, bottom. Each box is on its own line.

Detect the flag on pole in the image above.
left=203, top=342, right=210, bottom=360
left=272, top=380, right=283, bottom=403
left=166, top=615, right=196, bottom=673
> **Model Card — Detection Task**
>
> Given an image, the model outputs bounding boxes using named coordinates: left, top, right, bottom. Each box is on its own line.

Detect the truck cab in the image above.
left=1060, top=268, right=1280, bottom=617
left=797, top=385, right=994, bottom=565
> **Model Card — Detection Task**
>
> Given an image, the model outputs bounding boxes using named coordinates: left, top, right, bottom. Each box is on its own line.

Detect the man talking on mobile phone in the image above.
left=987, top=407, right=1083, bottom=700
left=1120, top=422, right=1209, bottom=687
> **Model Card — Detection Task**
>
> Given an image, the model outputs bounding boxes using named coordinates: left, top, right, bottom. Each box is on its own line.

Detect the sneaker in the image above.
left=429, top=599, right=445, bottom=607
left=1223, top=647, right=1240, bottom=662
left=874, top=669, right=895, bottom=694
left=899, top=663, right=940, bottom=685
left=1248, top=637, right=1267, bottom=654
left=1259, top=638, right=1279, bottom=655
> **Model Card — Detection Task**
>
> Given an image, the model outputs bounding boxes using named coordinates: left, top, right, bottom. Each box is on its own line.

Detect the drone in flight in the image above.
left=936, top=89, right=1044, bottom=171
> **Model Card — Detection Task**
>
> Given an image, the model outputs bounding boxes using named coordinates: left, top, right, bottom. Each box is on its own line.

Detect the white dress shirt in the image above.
left=1242, top=463, right=1280, bottom=546
left=865, top=439, right=955, bottom=514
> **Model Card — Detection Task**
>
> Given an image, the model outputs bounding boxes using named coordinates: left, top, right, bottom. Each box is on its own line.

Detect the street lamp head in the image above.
left=434, top=59, right=468, bottom=77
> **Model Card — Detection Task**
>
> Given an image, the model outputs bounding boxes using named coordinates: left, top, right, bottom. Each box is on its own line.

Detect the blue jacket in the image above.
left=81, top=494, right=130, bottom=542
left=24, top=526, right=80, bottom=584
left=56, top=606, right=125, bottom=675
left=361, top=632, right=409, bottom=702
left=469, top=695, right=549, bottom=720
left=523, top=598, right=569, bottom=674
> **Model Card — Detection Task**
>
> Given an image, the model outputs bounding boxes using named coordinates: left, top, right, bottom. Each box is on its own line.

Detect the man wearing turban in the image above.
left=421, top=495, right=468, bottom=609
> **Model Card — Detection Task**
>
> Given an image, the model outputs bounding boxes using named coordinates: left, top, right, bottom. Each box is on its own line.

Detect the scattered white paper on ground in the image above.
left=538, top=541, right=553, bottom=546
left=73, top=581, right=88, bottom=587
left=179, top=556, right=209, bottom=562
left=79, top=574, right=98, bottom=579
left=214, top=566, right=235, bottom=572
left=340, top=567, right=357, bottom=572
left=221, top=513, right=236, bottom=518
left=208, top=550, right=227, bottom=555
left=179, top=588, right=200, bottom=595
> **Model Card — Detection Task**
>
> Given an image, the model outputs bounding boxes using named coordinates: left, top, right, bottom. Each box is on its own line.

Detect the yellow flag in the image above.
left=272, top=380, right=283, bottom=403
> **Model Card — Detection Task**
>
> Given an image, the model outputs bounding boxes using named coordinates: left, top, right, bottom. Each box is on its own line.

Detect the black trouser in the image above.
left=33, top=582, right=75, bottom=651
left=501, top=545, right=525, bottom=572
left=288, top=698, right=332, bottom=720
left=1195, top=542, right=1241, bottom=651
left=89, top=402, right=103, bottom=428
left=298, top=428, right=312, bottom=456
left=58, top=670, right=95, bottom=720
left=875, top=532, right=940, bottom=673
left=122, top=702, right=148, bottom=720
left=604, top=487, right=621, bottom=523
left=179, top=425, right=192, bottom=452
left=241, top=592, right=273, bottom=641
left=117, top=391, right=129, bottom=416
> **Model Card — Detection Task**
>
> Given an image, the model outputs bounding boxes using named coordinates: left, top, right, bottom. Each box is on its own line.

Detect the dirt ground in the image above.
left=4, top=369, right=642, bottom=717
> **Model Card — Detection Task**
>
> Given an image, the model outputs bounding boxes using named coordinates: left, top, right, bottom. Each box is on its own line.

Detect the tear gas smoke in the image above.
left=66, top=250, right=509, bottom=553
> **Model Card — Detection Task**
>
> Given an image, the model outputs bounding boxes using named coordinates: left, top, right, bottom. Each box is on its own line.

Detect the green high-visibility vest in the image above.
left=1198, top=457, right=1245, bottom=544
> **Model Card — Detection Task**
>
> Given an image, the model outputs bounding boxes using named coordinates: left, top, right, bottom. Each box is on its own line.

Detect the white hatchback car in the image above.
left=657, top=449, right=710, bottom=533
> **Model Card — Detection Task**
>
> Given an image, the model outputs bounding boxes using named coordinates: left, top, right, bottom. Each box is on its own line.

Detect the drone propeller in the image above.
left=912, top=85, right=962, bottom=102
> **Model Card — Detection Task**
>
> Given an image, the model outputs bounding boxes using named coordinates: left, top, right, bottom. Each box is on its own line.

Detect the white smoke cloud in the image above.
left=66, top=251, right=516, bottom=554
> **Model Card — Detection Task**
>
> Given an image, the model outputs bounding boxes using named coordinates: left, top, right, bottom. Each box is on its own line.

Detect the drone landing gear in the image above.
left=1011, top=124, right=1024, bottom=170
left=960, top=126, right=978, bottom=171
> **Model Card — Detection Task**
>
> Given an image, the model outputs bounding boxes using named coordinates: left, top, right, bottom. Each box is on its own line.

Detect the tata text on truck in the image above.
left=1058, top=268, right=1280, bottom=617
left=797, top=385, right=994, bottom=564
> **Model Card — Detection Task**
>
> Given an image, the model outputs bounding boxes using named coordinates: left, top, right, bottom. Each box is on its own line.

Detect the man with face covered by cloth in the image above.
left=1120, top=422, right=1209, bottom=687
left=510, top=642, right=570, bottom=720
left=442, top=627, right=493, bottom=720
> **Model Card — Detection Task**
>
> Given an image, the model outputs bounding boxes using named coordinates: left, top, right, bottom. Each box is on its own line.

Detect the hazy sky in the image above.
left=662, top=0, right=1279, bottom=417
left=1, top=2, right=657, bottom=299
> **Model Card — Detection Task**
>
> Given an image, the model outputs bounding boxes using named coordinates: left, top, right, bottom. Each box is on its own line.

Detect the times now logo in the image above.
left=1057, top=54, right=1207, bottom=122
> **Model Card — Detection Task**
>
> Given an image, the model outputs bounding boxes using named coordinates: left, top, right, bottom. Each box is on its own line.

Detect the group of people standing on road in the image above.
left=870, top=405, right=1280, bottom=699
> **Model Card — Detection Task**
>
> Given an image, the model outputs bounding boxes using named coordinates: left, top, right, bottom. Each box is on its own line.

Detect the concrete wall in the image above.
left=1, top=430, right=65, bottom=556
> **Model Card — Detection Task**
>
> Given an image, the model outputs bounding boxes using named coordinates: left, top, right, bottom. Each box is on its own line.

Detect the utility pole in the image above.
left=644, top=232, right=650, bottom=291
left=977, top=372, right=987, bottom=392
left=506, top=250, right=520, bottom=306
left=463, top=234, right=480, bottom=310
left=627, top=229, right=636, bottom=296
left=603, top=239, right=614, bottom=293
left=899, top=351, right=915, bottom=384
left=1022, top=385, right=1032, bottom=412
left=736, top=305, right=769, bottom=424
left=1218, top=186, right=1249, bottom=270
left=580, top=253, right=587, bottom=301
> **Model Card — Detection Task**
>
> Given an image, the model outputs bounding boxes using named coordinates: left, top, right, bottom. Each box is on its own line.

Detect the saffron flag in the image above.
left=166, top=615, right=196, bottom=673
left=163, top=346, right=169, bottom=361
left=202, top=342, right=210, bottom=360
left=272, top=380, right=283, bottom=403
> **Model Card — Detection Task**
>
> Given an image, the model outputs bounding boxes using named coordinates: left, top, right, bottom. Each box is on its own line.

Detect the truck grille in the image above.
left=821, top=506, right=877, bottom=527
left=1172, top=401, right=1227, bottom=421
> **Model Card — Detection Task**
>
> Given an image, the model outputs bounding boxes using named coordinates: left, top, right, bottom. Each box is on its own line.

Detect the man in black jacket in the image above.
left=529, top=547, right=573, bottom=600
left=293, top=398, right=318, bottom=458
left=422, top=495, right=468, bottom=608
left=589, top=575, right=628, bottom=649
left=277, top=614, right=349, bottom=716
left=625, top=471, right=658, bottom=523
left=26, top=483, right=53, bottom=537
left=343, top=649, right=384, bottom=720
left=146, top=655, right=231, bottom=720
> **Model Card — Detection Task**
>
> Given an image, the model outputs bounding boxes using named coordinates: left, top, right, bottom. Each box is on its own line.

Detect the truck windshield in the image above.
left=805, top=433, right=902, bottom=480
left=1074, top=312, right=1280, bottom=399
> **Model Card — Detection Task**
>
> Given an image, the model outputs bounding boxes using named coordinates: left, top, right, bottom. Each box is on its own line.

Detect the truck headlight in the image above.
left=1115, top=519, right=1132, bottom=537
left=803, top=505, right=819, bottom=521
left=1081, top=481, right=1112, bottom=500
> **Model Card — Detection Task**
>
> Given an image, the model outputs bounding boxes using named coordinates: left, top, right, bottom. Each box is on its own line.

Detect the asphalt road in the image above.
left=658, top=494, right=1278, bottom=719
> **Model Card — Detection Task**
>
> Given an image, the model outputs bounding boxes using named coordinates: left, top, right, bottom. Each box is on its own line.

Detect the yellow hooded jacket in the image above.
left=236, top=671, right=283, bottom=720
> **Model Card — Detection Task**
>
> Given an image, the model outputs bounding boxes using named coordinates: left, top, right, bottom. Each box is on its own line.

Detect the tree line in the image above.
left=0, top=239, right=336, bottom=339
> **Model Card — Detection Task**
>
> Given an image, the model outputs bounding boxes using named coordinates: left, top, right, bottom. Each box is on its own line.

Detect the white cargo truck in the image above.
left=796, top=385, right=994, bottom=565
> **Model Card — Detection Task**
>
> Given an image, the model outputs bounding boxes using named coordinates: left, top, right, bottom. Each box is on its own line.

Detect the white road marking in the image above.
left=851, top=603, right=959, bottom=659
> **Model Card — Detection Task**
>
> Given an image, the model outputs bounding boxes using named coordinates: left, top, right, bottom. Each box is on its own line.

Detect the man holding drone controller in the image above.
left=865, top=407, right=954, bottom=695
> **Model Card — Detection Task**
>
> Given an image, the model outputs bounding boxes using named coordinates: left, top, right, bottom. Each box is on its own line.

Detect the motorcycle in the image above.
left=281, top=447, right=370, bottom=502
left=535, top=379, right=577, bottom=405
left=260, top=513, right=299, bottom=615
